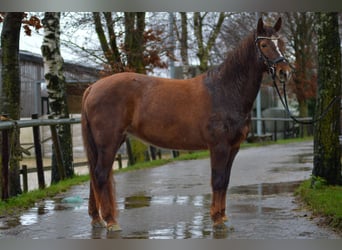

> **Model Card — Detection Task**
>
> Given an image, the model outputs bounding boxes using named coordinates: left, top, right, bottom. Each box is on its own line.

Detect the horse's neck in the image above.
left=218, top=35, right=265, bottom=114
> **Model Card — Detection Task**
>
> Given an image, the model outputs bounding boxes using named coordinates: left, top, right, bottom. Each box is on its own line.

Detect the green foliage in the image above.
left=129, top=138, right=149, bottom=164
left=297, top=179, right=342, bottom=230
left=310, top=175, right=327, bottom=189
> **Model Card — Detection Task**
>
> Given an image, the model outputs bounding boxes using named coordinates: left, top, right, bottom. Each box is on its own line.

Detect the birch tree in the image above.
left=174, top=12, right=191, bottom=79
left=41, top=12, right=74, bottom=182
left=313, top=12, right=341, bottom=185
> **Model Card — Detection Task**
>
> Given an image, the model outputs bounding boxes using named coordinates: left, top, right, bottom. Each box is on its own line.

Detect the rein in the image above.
left=255, top=35, right=339, bottom=125
left=271, top=72, right=339, bottom=125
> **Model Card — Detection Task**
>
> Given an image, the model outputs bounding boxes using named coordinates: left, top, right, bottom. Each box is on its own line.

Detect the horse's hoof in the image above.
left=107, top=223, right=122, bottom=232
left=92, top=219, right=106, bottom=228
left=222, top=215, right=228, bottom=222
left=213, top=219, right=229, bottom=232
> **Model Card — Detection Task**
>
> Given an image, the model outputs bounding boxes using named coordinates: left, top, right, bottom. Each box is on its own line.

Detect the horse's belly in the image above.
left=127, top=124, right=208, bottom=151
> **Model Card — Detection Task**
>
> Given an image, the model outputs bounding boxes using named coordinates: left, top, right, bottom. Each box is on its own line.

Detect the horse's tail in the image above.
left=81, top=86, right=97, bottom=178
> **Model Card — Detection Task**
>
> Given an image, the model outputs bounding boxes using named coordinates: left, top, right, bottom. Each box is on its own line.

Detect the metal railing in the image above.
left=251, top=117, right=313, bottom=141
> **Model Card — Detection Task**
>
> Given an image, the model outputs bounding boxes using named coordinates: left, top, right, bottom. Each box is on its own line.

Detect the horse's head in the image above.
left=255, top=17, right=291, bottom=83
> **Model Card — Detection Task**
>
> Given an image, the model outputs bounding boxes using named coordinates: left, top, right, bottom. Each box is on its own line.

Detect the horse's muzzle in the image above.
left=275, top=61, right=291, bottom=83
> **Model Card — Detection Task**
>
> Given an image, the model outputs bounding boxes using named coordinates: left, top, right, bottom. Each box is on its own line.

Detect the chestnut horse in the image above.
left=81, top=17, right=291, bottom=231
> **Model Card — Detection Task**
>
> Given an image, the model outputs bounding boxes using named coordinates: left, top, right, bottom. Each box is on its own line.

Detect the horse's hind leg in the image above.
left=88, top=180, right=105, bottom=228
left=94, top=146, right=122, bottom=231
left=90, top=131, right=125, bottom=231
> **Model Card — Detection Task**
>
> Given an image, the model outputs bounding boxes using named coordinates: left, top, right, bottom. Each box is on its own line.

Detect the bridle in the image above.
left=255, top=35, right=288, bottom=80
left=255, top=35, right=339, bottom=125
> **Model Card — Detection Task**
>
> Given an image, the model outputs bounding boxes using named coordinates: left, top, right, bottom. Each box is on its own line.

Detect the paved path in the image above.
left=0, top=141, right=340, bottom=239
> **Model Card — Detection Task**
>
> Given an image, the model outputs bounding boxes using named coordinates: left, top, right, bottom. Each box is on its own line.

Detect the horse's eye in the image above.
left=261, top=42, right=267, bottom=48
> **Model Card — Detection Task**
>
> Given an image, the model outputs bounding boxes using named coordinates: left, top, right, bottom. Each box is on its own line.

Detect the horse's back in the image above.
left=83, top=72, right=212, bottom=150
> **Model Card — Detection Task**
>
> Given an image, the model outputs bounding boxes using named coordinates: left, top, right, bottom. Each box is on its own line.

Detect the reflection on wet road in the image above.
left=0, top=141, right=340, bottom=239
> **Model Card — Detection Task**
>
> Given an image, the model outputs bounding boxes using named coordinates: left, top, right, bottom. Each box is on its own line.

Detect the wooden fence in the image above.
left=0, top=115, right=127, bottom=197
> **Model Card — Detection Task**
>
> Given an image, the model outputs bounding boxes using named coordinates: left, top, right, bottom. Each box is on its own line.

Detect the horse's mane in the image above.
left=203, top=27, right=275, bottom=114
left=206, top=32, right=257, bottom=85
left=204, top=24, right=277, bottom=94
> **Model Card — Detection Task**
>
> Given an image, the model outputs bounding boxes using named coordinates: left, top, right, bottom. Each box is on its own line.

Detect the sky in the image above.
left=19, top=25, right=85, bottom=64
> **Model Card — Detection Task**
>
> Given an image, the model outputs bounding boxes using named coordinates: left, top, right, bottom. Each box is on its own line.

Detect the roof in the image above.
left=0, top=49, right=100, bottom=76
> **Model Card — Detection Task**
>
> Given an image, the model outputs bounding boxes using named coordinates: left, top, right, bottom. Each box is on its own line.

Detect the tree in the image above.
left=122, top=12, right=150, bottom=164
left=41, top=12, right=74, bottom=183
left=174, top=12, right=191, bottom=79
left=0, top=12, right=43, bottom=197
left=313, top=12, right=341, bottom=185
left=124, top=12, right=146, bottom=73
left=91, top=12, right=168, bottom=164
left=92, top=12, right=124, bottom=73
left=0, top=12, right=25, bottom=197
left=193, top=12, right=226, bottom=72
left=285, top=13, right=317, bottom=135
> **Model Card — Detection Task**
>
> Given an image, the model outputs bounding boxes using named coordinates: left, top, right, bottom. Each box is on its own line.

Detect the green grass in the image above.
left=116, top=150, right=210, bottom=173
left=0, top=175, right=89, bottom=216
left=296, top=179, right=342, bottom=230
left=0, top=136, right=312, bottom=216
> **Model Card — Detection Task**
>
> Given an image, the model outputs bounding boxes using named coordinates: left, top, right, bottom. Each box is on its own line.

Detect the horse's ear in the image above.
left=273, top=17, right=282, bottom=32
left=257, top=17, right=264, bottom=34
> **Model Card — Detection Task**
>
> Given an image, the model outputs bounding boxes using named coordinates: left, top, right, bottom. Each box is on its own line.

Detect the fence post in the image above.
left=22, top=165, right=28, bottom=193
left=1, top=121, right=9, bottom=200
left=32, top=114, right=45, bottom=189
left=50, top=124, right=66, bottom=180
left=117, top=154, right=122, bottom=169
left=274, top=120, right=277, bottom=141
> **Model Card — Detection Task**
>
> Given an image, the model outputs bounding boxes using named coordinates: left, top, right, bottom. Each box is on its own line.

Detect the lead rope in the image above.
left=271, top=71, right=339, bottom=125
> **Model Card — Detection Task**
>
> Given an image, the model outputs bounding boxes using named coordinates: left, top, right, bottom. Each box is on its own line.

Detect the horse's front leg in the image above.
left=209, top=144, right=239, bottom=226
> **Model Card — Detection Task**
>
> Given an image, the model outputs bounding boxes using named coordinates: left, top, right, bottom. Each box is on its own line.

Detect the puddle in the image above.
left=124, top=194, right=152, bottom=209
left=1, top=141, right=339, bottom=239
left=274, top=151, right=313, bottom=165
left=0, top=181, right=339, bottom=239
left=228, top=181, right=302, bottom=196
left=269, top=166, right=312, bottom=173
left=114, top=181, right=305, bottom=239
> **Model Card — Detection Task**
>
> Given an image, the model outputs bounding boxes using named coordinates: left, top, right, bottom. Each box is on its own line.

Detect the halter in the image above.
left=255, top=35, right=288, bottom=79
left=255, top=34, right=339, bottom=125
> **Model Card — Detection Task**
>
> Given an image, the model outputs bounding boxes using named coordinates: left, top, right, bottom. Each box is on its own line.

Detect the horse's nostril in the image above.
left=279, top=69, right=287, bottom=81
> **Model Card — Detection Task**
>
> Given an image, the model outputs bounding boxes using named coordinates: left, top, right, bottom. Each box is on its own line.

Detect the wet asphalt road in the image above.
left=0, top=141, right=341, bottom=239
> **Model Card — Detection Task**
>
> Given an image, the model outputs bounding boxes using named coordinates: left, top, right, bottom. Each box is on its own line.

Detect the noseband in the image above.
left=255, top=35, right=288, bottom=78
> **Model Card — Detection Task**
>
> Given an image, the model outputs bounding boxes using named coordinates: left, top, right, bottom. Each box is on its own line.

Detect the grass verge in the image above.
left=0, top=175, right=89, bottom=216
left=0, top=136, right=312, bottom=216
left=296, top=179, right=342, bottom=231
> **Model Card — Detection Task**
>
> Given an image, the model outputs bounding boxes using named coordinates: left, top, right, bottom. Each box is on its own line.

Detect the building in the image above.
left=0, top=50, right=100, bottom=117
left=0, top=50, right=101, bottom=158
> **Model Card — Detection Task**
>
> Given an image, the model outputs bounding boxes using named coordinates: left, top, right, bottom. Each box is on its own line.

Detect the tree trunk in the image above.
left=285, top=13, right=317, bottom=137
left=179, top=12, right=191, bottom=79
left=124, top=12, right=146, bottom=73
left=41, top=12, right=74, bottom=183
left=313, top=12, right=342, bottom=185
left=124, top=12, right=149, bottom=164
left=0, top=12, right=24, bottom=197
left=92, top=12, right=124, bottom=73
